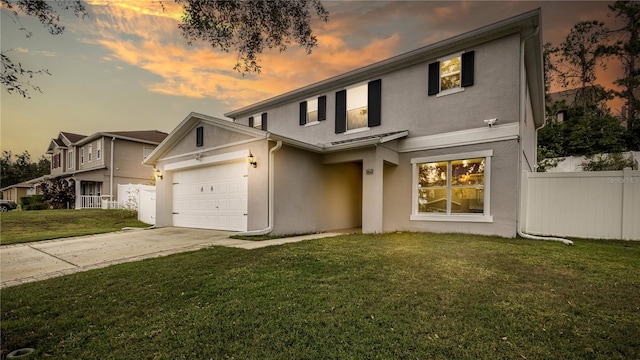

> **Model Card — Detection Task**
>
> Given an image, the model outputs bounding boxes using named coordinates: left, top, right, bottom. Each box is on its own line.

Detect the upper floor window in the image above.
left=80, top=148, right=84, bottom=165
left=428, top=51, right=474, bottom=97
left=335, top=79, right=381, bottom=134
left=52, top=153, right=61, bottom=169
left=96, top=141, right=102, bottom=160
left=249, top=113, right=267, bottom=131
left=411, top=150, right=492, bottom=223
left=68, top=150, right=73, bottom=170
left=88, top=144, right=93, bottom=162
left=299, top=96, right=326, bottom=126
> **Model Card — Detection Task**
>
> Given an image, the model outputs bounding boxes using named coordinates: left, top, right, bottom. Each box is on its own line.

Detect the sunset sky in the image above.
left=0, top=1, right=623, bottom=159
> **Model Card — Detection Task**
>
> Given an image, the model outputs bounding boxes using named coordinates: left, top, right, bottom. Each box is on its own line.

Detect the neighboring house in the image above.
left=546, top=85, right=606, bottom=123
left=46, top=130, right=168, bottom=209
left=1, top=182, right=31, bottom=203
left=144, top=10, right=544, bottom=238
left=1, top=176, right=46, bottom=203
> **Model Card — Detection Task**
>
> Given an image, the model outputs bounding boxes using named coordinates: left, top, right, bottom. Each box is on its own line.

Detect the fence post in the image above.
left=520, top=170, right=529, bottom=234
left=621, top=168, right=639, bottom=240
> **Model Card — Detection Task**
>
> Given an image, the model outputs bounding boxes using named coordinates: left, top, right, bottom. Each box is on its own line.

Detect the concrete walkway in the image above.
left=0, top=227, right=345, bottom=288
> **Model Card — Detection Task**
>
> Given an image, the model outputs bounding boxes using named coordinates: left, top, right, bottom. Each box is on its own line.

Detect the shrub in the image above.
left=21, top=195, right=48, bottom=210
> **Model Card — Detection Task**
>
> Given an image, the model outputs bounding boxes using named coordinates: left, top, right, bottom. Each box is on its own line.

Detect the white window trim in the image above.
left=410, top=150, right=493, bottom=223
left=68, top=150, right=73, bottom=170
left=80, top=148, right=85, bottom=165
left=345, top=82, right=369, bottom=132
left=436, top=51, right=465, bottom=98
left=97, top=139, right=102, bottom=160
left=345, top=127, right=371, bottom=135
left=304, top=121, right=321, bottom=128
left=88, top=144, right=93, bottom=162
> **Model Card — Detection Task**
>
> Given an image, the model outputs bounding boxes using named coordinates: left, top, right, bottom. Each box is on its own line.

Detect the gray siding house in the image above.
left=47, top=130, right=168, bottom=209
left=144, top=10, right=544, bottom=237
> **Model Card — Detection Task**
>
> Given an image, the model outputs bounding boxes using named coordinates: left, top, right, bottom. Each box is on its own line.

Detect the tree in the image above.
left=177, top=0, right=329, bottom=74
left=40, top=178, right=74, bottom=209
left=0, top=150, right=51, bottom=188
left=604, top=0, right=640, bottom=149
left=553, top=20, right=612, bottom=112
left=1, top=0, right=87, bottom=98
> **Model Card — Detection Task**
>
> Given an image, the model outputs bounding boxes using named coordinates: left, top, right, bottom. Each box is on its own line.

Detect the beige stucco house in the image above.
left=46, top=130, right=168, bottom=209
left=144, top=10, right=544, bottom=237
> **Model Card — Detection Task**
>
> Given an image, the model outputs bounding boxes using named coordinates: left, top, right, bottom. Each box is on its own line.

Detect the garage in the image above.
left=172, top=160, right=248, bottom=231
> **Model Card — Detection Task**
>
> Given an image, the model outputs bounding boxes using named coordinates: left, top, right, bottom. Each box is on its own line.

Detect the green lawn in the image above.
left=1, top=233, right=638, bottom=359
left=0, top=209, right=150, bottom=245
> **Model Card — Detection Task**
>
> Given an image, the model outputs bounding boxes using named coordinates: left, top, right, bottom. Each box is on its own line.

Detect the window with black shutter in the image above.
left=335, top=80, right=382, bottom=133
left=428, top=51, right=474, bottom=96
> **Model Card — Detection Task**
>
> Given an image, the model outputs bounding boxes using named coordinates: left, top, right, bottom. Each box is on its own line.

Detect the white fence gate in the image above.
left=522, top=169, right=640, bottom=240
left=117, top=184, right=156, bottom=225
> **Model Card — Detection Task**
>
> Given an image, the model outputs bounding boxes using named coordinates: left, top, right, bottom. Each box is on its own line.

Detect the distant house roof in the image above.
left=60, top=132, right=86, bottom=143
left=104, top=130, right=169, bottom=144
left=76, top=130, right=169, bottom=146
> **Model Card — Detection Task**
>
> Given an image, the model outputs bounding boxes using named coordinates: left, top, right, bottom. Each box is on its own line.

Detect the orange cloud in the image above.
left=82, top=1, right=402, bottom=109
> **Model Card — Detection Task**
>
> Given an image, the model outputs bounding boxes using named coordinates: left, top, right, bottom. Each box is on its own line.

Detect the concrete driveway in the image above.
left=0, top=227, right=345, bottom=288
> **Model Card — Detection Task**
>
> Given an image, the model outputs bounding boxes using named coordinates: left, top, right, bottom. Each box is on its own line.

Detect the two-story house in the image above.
left=144, top=9, right=544, bottom=238
left=47, top=130, right=168, bottom=209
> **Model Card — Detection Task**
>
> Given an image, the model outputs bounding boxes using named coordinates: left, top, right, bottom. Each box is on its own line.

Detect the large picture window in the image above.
left=411, top=150, right=492, bottom=222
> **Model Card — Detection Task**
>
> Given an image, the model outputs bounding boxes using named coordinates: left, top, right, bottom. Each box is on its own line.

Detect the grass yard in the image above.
left=1, top=233, right=639, bottom=359
left=0, top=209, right=150, bottom=245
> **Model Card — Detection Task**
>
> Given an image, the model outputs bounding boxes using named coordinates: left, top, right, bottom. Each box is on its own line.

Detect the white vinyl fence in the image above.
left=522, top=169, right=640, bottom=240
left=117, top=184, right=156, bottom=225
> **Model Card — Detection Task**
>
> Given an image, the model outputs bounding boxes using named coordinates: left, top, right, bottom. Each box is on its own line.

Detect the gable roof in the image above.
left=143, top=112, right=266, bottom=165
left=225, top=9, right=543, bottom=120
left=76, top=130, right=168, bottom=146
left=60, top=132, right=86, bottom=143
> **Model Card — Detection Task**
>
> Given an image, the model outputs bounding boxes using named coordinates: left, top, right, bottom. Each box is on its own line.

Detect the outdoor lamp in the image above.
left=248, top=153, right=257, bottom=168
left=155, top=168, right=163, bottom=180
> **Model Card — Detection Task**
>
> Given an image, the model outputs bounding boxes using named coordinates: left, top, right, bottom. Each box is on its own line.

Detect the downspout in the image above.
left=237, top=140, right=283, bottom=236
left=110, top=137, right=115, bottom=204
left=517, top=26, right=573, bottom=246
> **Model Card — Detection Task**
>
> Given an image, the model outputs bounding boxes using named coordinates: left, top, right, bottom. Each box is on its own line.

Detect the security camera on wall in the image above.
left=484, top=118, right=497, bottom=127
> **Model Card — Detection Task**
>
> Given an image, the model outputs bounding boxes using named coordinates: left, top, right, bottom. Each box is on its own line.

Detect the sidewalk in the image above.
left=1, top=227, right=345, bottom=288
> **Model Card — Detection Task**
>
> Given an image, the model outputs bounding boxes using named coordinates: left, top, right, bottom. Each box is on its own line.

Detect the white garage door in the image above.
left=172, top=161, right=248, bottom=231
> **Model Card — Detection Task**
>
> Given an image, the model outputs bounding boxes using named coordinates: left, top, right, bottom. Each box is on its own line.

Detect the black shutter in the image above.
left=261, top=113, right=267, bottom=131
left=318, top=95, right=327, bottom=121
left=428, top=61, right=440, bottom=95
left=335, top=90, right=347, bottom=134
left=368, top=79, right=382, bottom=127
left=248, top=116, right=254, bottom=128
left=299, top=101, right=307, bottom=125
left=461, top=51, right=475, bottom=87
left=196, top=126, right=204, bottom=147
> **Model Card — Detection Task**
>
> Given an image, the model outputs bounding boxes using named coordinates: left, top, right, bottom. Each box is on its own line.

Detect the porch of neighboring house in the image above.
left=77, top=181, right=113, bottom=209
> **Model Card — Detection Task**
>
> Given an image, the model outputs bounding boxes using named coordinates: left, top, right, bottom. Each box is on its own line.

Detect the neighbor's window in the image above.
left=411, top=150, right=492, bottom=222
left=347, top=84, right=368, bottom=130
left=68, top=150, right=73, bottom=169
left=96, top=140, right=101, bottom=160
left=88, top=144, right=93, bottom=162
left=80, top=148, right=84, bottom=164
left=440, top=55, right=461, bottom=91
